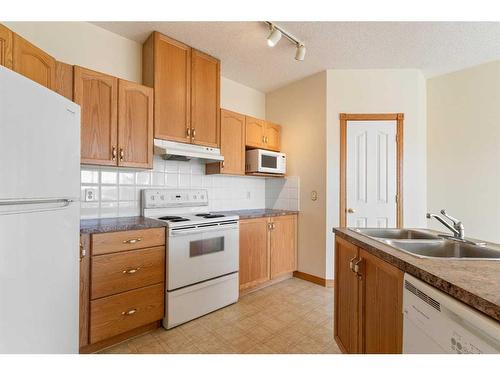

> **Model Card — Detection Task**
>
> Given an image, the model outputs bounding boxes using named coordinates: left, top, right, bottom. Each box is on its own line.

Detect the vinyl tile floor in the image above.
left=99, top=277, right=340, bottom=354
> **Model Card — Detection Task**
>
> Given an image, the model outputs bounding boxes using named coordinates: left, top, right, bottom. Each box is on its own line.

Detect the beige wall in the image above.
left=221, top=77, right=266, bottom=119
left=4, top=22, right=266, bottom=118
left=427, top=61, right=500, bottom=243
left=326, top=69, right=427, bottom=278
left=266, top=72, right=327, bottom=279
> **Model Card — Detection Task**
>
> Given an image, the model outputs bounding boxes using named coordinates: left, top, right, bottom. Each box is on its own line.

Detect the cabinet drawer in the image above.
left=91, top=246, right=165, bottom=299
left=90, top=283, right=164, bottom=344
left=92, top=228, right=165, bottom=255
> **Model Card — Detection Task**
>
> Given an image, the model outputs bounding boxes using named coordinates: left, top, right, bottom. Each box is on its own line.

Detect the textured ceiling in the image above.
left=92, top=21, right=500, bottom=93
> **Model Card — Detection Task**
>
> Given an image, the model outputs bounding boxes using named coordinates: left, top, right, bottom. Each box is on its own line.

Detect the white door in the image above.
left=346, top=121, right=397, bottom=228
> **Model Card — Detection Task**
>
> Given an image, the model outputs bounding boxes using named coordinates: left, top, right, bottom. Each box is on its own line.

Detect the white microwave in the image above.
left=245, top=149, right=286, bottom=174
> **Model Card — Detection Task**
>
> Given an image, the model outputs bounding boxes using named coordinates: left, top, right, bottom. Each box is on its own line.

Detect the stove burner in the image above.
left=158, top=216, right=190, bottom=222
left=195, top=213, right=226, bottom=219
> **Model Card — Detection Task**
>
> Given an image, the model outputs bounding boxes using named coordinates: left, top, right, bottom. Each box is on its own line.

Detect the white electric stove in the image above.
left=142, top=188, right=239, bottom=329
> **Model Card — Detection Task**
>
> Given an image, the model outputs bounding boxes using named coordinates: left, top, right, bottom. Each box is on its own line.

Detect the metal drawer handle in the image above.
left=122, top=268, right=140, bottom=274
left=349, top=256, right=357, bottom=272
left=121, top=309, right=137, bottom=316
left=123, top=238, right=143, bottom=244
left=353, top=258, right=363, bottom=278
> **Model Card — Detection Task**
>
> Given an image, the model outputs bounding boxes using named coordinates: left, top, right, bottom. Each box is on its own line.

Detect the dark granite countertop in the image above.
left=333, top=227, right=500, bottom=322
left=213, top=209, right=299, bottom=220
left=80, top=216, right=167, bottom=234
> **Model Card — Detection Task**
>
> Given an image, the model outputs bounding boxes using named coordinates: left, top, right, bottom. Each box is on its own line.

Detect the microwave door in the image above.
left=259, top=154, right=279, bottom=173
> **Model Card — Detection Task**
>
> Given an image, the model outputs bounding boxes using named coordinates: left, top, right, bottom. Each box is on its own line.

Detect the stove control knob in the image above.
left=151, top=196, right=155, bottom=201
left=160, top=195, right=165, bottom=200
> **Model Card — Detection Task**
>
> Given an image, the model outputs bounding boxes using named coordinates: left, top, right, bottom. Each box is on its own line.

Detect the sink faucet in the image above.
left=426, top=209, right=465, bottom=240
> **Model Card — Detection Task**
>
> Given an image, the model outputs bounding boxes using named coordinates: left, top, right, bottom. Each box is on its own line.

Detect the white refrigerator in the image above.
left=0, top=66, right=81, bottom=353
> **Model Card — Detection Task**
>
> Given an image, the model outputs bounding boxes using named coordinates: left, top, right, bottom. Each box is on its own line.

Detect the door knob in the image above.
left=347, top=208, right=356, bottom=213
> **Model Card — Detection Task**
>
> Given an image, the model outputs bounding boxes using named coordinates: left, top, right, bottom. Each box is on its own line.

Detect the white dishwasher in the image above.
left=403, top=273, right=500, bottom=354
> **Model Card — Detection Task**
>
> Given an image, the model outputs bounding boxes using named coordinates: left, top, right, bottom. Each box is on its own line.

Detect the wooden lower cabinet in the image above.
left=239, top=217, right=270, bottom=290
left=90, top=283, right=164, bottom=344
left=80, top=228, right=166, bottom=353
left=334, top=236, right=360, bottom=353
left=239, top=215, right=297, bottom=292
left=359, top=248, right=403, bottom=354
left=334, top=236, right=404, bottom=354
left=270, top=215, right=297, bottom=278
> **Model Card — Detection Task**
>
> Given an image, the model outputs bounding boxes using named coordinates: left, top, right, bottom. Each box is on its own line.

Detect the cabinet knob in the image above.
left=111, top=146, right=117, bottom=161
left=347, top=208, right=356, bottom=214
left=119, top=148, right=124, bottom=161
left=186, top=128, right=191, bottom=138
left=192, top=129, right=196, bottom=139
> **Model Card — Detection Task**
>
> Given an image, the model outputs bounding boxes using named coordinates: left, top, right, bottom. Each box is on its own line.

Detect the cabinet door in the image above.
left=0, top=24, right=13, bottom=68
left=334, top=236, right=360, bottom=353
left=239, top=217, right=270, bottom=290
left=270, top=215, right=297, bottom=279
left=74, top=66, right=118, bottom=166
left=265, top=121, right=281, bottom=151
left=118, top=79, right=153, bottom=169
left=207, top=109, right=245, bottom=175
left=191, top=49, right=220, bottom=147
left=54, top=61, right=73, bottom=100
left=245, top=116, right=265, bottom=148
left=359, top=248, right=403, bottom=354
left=12, top=33, right=56, bottom=90
left=144, top=32, right=191, bottom=143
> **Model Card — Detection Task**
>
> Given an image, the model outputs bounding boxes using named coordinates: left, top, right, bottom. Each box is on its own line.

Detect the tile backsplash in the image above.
left=81, top=156, right=299, bottom=219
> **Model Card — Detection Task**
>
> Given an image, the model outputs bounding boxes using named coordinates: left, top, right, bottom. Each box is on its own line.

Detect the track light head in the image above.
left=295, top=44, right=306, bottom=61
left=267, top=28, right=282, bottom=47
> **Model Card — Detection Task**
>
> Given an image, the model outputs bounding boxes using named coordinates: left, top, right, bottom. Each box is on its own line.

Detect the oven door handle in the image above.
left=169, top=223, right=239, bottom=236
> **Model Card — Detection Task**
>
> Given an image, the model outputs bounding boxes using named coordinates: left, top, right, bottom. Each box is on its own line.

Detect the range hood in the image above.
left=154, top=139, right=224, bottom=163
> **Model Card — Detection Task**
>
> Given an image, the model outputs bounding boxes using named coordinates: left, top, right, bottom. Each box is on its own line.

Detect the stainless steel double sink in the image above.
left=352, top=228, right=500, bottom=260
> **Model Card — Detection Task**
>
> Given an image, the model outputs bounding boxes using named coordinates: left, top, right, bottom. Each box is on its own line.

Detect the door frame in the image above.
left=339, top=113, right=404, bottom=228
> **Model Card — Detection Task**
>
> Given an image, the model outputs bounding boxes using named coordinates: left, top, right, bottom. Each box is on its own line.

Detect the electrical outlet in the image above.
left=85, top=188, right=97, bottom=202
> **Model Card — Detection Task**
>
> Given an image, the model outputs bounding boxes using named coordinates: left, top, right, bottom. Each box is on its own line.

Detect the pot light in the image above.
left=295, top=44, right=306, bottom=61
left=264, top=22, right=306, bottom=61
left=267, top=28, right=282, bottom=47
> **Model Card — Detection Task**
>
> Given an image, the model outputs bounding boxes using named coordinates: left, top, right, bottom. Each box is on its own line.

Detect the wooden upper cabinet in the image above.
left=239, top=217, right=270, bottom=290
left=54, top=61, right=73, bottom=100
left=359, top=248, right=403, bottom=354
left=245, top=117, right=266, bottom=148
left=0, top=24, right=13, bottom=68
left=12, top=33, right=56, bottom=90
left=74, top=66, right=118, bottom=166
left=118, top=79, right=153, bottom=168
left=270, top=215, right=297, bottom=279
left=264, top=121, right=281, bottom=151
left=143, top=32, right=191, bottom=143
left=191, top=49, right=220, bottom=147
left=334, top=236, right=360, bottom=354
left=206, top=109, right=245, bottom=175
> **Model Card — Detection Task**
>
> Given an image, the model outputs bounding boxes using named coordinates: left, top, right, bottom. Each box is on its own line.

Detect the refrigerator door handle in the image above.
left=0, top=198, right=75, bottom=215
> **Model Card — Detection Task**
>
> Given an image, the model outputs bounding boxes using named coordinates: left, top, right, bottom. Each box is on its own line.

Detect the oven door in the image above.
left=167, top=222, right=239, bottom=290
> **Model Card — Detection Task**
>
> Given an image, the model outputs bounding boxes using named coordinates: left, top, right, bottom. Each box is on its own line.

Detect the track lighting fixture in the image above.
left=267, top=27, right=282, bottom=47
left=264, top=22, right=306, bottom=61
left=295, top=44, right=306, bottom=61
